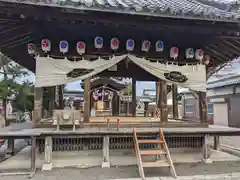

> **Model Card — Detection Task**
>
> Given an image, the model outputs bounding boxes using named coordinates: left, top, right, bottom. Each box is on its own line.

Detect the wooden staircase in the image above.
left=133, top=128, right=177, bottom=179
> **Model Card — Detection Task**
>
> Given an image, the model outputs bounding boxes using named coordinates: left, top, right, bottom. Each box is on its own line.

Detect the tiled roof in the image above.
left=207, top=58, right=240, bottom=89
left=7, top=0, right=240, bottom=21
left=207, top=74, right=240, bottom=89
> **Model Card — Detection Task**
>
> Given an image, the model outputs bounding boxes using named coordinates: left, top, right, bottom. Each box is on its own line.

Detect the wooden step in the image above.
left=138, top=139, right=164, bottom=144
left=140, top=149, right=166, bottom=155
left=142, top=160, right=170, bottom=167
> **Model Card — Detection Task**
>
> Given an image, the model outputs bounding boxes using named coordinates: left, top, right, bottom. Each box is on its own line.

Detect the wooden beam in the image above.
left=217, top=36, right=240, bottom=40
left=33, top=87, right=43, bottom=127
left=132, top=77, right=136, bottom=117
left=220, top=39, right=240, bottom=53
left=205, top=45, right=232, bottom=60
left=84, top=77, right=91, bottom=122
left=172, top=84, right=178, bottom=119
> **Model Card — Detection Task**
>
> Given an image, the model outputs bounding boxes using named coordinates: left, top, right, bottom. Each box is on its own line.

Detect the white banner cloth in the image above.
left=35, top=54, right=206, bottom=92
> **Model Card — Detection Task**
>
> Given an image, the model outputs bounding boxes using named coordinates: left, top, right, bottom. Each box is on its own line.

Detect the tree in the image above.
left=15, top=81, right=34, bottom=112
left=0, top=54, right=30, bottom=126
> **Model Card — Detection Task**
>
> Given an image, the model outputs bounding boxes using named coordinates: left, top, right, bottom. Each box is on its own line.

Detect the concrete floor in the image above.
left=2, top=164, right=240, bottom=180
left=0, top=147, right=239, bottom=170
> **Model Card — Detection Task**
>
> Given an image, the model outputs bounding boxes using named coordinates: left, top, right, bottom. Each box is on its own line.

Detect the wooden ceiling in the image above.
left=0, top=1, right=240, bottom=78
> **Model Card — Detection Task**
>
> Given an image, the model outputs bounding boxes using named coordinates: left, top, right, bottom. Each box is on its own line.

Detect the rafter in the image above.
left=220, top=39, right=240, bottom=53
left=204, top=45, right=232, bottom=60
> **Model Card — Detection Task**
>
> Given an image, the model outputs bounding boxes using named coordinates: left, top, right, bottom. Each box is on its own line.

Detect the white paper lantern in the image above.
left=94, top=36, right=103, bottom=49
left=76, top=41, right=86, bottom=55
left=27, top=43, right=36, bottom=55
left=195, top=49, right=204, bottom=61
left=110, top=38, right=119, bottom=50
left=170, top=47, right=179, bottom=59
left=59, top=40, right=69, bottom=54
left=155, top=41, right=164, bottom=52
left=141, top=40, right=151, bottom=52
left=204, top=54, right=210, bottom=65
left=126, top=39, right=135, bottom=51
left=41, top=39, right=51, bottom=52
left=185, top=48, right=194, bottom=59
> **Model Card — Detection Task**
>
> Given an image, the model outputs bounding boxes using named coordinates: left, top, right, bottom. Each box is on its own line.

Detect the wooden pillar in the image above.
left=213, top=136, right=220, bottom=150
left=50, top=87, right=55, bottom=116
left=116, top=96, right=120, bottom=115
left=132, top=77, right=136, bottom=117
left=144, top=102, right=149, bottom=117
left=172, top=84, right=178, bottom=119
left=33, top=87, right=43, bottom=127
left=58, top=85, right=64, bottom=109
left=158, top=80, right=168, bottom=122
left=156, top=81, right=160, bottom=105
left=125, top=101, right=128, bottom=116
left=112, top=92, right=118, bottom=116
left=198, top=91, right=207, bottom=124
left=84, top=77, right=90, bottom=122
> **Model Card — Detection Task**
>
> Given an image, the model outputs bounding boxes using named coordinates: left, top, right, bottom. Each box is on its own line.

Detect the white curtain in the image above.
left=35, top=54, right=206, bottom=92
left=128, top=55, right=206, bottom=92
left=35, top=55, right=127, bottom=87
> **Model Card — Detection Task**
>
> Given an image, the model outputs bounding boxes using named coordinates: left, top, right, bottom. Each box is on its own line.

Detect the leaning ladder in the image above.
left=133, top=128, right=177, bottom=180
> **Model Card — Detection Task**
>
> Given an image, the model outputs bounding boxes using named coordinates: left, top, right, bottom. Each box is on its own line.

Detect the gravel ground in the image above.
left=1, top=161, right=240, bottom=180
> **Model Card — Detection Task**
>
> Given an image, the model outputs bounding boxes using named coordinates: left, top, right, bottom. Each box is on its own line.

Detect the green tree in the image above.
left=15, top=81, right=34, bottom=112
left=0, top=54, right=30, bottom=126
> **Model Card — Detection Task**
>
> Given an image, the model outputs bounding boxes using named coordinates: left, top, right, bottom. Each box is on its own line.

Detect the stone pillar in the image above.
left=158, top=80, right=168, bottom=122
left=132, top=77, right=136, bottom=117
left=172, top=84, right=178, bottom=119
left=102, top=136, right=110, bottom=168
left=42, top=136, right=53, bottom=171
left=202, top=134, right=212, bottom=163
left=30, top=136, right=37, bottom=174
left=33, top=87, right=43, bottom=127
left=6, top=138, right=14, bottom=156
left=84, top=77, right=91, bottom=122
left=198, top=92, right=207, bottom=124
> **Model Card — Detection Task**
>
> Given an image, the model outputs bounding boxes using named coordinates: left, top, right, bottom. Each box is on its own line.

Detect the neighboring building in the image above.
left=180, top=89, right=213, bottom=123
left=207, top=74, right=240, bottom=127
left=180, top=71, right=240, bottom=127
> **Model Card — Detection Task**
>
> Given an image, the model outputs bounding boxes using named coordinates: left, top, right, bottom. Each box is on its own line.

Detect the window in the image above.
left=207, top=103, right=213, bottom=114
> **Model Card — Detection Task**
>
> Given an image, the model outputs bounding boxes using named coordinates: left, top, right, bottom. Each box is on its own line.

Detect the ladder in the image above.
left=133, top=128, right=177, bottom=179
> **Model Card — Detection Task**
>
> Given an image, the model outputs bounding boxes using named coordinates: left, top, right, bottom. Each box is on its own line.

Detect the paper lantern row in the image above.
left=27, top=37, right=204, bottom=61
